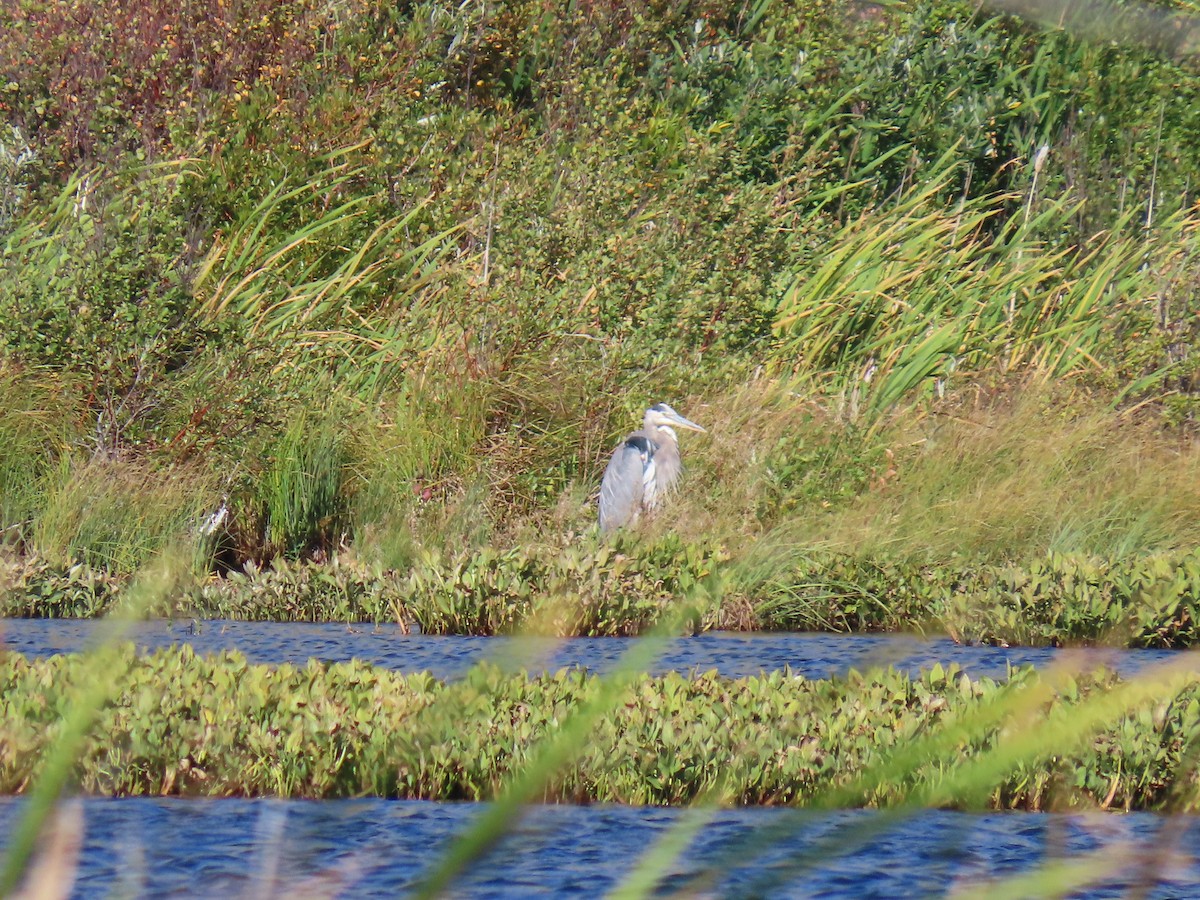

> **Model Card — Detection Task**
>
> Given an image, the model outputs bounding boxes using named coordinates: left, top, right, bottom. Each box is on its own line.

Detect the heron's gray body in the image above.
left=598, top=403, right=704, bottom=532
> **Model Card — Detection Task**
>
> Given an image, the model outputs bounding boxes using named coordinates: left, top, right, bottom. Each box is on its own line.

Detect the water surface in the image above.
left=3, top=623, right=1196, bottom=897
left=1, top=798, right=1195, bottom=898
left=1, top=618, right=1176, bottom=680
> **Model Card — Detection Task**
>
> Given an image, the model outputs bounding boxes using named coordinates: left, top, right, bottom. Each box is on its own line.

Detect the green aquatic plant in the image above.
left=10, top=541, right=1200, bottom=649
left=2, top=649, right=1200, bottom=815
left=397, top=532, right=727, bottom=636
left=0, top=554, right=125, bottom=618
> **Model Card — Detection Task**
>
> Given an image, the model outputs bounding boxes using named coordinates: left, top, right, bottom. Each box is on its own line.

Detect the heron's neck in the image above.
left=654, top=424, right=677, bottom=444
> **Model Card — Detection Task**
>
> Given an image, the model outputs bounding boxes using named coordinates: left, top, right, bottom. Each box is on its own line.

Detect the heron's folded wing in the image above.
left=599, top=443, right=649, bottom=532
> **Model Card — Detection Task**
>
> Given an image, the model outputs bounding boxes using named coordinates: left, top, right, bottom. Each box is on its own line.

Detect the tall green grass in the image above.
left=771, top=157, right=1181, bottom=429
left=191, top=151, right=463, bottom=397
left=347, top=371, right=493, bottom=565
left=0, top=370, right=78, bottom=546
left=802, top=393, right=1200, bottom=561
left=30, top=457, right=215, bottom=575
left=262, top=411, right=348, bottom=560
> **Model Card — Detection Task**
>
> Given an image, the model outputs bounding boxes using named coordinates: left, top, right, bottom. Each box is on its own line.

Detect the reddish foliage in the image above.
left=0, top=0, right=371, bottom=166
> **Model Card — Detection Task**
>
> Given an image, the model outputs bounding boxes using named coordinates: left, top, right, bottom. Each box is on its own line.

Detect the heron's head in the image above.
left=643, top=403, right=706, bottom=438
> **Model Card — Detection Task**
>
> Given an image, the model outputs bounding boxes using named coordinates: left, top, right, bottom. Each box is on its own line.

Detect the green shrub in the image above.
left=0, top=165, right=217, bottom=453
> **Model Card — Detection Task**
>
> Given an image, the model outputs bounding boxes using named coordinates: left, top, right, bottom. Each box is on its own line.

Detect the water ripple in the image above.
left=1, top=799, right=1197, bottom=898
left=1, top=618, right=1191, bottom=681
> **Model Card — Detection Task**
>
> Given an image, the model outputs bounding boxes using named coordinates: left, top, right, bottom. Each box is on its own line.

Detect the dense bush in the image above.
left=0, top=0, right=373, bottom=171
left=0, top=166, right=215, bottom=453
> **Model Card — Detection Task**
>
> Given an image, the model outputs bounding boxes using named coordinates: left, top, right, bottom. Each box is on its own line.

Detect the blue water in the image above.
left=1, top=618, right=1187, bottom=681
left=0, top=798, right=1196, bottom=898
left=3, top=622, right=1196, bottom=898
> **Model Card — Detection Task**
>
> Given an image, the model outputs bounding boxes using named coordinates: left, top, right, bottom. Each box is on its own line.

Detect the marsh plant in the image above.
left=261, top=411, right=349, bottom=560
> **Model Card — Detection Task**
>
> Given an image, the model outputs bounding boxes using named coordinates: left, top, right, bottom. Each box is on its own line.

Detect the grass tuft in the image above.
left=262, top=411, right=348, bottom=560
left=31, top=457, right=214, bottom=574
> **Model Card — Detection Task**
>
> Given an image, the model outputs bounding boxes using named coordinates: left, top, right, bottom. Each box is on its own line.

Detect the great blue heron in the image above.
left=598, top=402, right=706, bottom=532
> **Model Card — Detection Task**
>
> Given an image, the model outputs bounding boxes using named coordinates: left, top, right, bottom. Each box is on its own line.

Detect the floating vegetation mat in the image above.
left=1, top=647, right=1198, bottom=809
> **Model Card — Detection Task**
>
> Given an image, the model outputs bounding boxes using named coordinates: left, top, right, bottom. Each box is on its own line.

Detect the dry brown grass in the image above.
left=810, top=391, right=1200, bottom=560
left=617, top=377, right=1200, bottom=565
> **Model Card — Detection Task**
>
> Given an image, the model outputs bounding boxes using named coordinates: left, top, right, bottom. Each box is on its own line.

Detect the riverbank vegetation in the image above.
left=7, top=2, right=1200, bottom=893
left=8, top=537, right=1200, bottom=647
left=3, top=0, right=1200, bottom=636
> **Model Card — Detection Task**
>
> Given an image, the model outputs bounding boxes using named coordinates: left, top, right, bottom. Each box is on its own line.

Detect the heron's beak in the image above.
left=668, top=411, right=706, bottom=433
